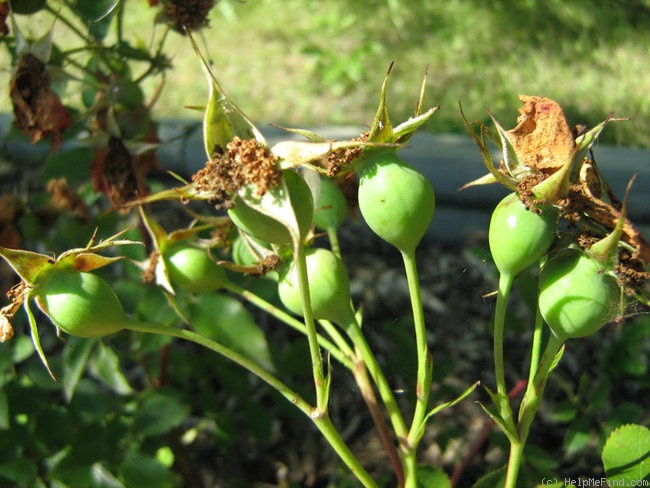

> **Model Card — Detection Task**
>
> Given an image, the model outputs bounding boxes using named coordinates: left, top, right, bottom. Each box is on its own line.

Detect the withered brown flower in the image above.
left=192, top=137, right=281, bottom=208
left=162, top=0, right=215, bottom=33
left=10, top=54, right=72, bottom=151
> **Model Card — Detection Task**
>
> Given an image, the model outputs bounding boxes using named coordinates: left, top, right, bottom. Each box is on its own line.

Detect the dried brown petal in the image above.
left=507, top=95, right=575, bottom=172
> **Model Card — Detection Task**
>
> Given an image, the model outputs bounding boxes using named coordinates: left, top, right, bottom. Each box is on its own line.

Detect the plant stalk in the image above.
left=504, top=333, right=564, bottom=488
left=493, top=272, right=517, bottom=434
left=224, top=281, right=354, bottom=370
left=342, top=314, right=409, bottom=442
left=293, top=243, right=328, bottom=412
left=353, top=356, right=405, bottom=487
left=125, top=320, right=378, bottom=487
left=401, top=250, right=433, bottom=442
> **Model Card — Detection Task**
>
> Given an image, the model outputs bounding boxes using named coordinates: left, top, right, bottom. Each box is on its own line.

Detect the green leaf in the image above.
left=62, top=337, right=97, bottom=402
left=87, top=341, right=133, bottom=395
left=10, top=0, right=47, bottom=15
left=186, top=32, right=266, bottom=159
left=0, top=390, right=8, bottom=429
left=236, top=174, right=302, bottom=246
left=132, top=389, right=190, bottom=438
left=472, top=465, right=506, bottom=488
left=602, top=423, right=650, bottom=484
left=72, top=0, right=119, bottom=41
left=478, top=385, right=518, bottom=441
left=0, top=457, right=39, bottom=486
left=548, top=399, right=578, bottom=423
left=525, top=443, right=559, bottom=473
left=120, top=450, right=174, bottom=488
left=563, top=416, right=593, bottom=454
left=411, top=381, right=478, bottom=444
left=417, top=466, right=451, bottom=488
left=44, top=145, right=94, bottom=185
left=89, top=462, right=125, bottom=488
left=191, top=293, right=274, bottom=371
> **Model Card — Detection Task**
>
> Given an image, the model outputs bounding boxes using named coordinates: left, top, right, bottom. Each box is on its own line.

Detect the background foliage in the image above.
left=1, top=0, right=650, bottom=487
left=3, top=0, right=650, bottom=146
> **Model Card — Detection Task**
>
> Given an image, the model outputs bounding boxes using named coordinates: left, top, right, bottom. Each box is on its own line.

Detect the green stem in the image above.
left=353, top=357, right=405, bottom=487
left=318, top=319, right=356, bottom=360
left=401, top=251, right=432, bottom=442
left=327, top=227, right=341, bottom=258
left=293, top=244, right=328, bottom=412
left=47, top=4, right=91, bottom=44
left=223, top=281, right=354, bottom=371
left=125, top=320, right=377, bottom=487
left=505, top=333, right=564, bottom=488
left=341, top=314, right=409, bottom=445
left=493, top=272, right=517, bottom=435
left=401, top=250, right=432, bottom=487
left=526, top=307, right=545, bottom=392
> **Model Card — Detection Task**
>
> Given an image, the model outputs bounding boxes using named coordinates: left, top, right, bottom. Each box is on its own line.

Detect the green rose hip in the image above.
left=357, top=149, right=435, bottom=253
left=278, top=247, right=354, bottom=325
left=34, top=268, right=128, bottom=338
left=164, top=244, right=227, bottom=293
left=538, top=250, right=621, bottom=340
left=314, top=177, right=348, bottom=231
left=489, top=192, right=558, bottom=277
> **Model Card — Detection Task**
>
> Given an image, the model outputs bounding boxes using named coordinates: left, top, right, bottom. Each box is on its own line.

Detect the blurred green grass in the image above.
left=5, top=0, right=650, bottom=147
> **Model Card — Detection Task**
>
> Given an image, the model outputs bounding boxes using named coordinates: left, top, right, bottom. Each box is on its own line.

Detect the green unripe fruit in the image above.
left=314, top=177, right=348, bottom=231
left=164, top=244, right=227, bottom=293
left=34, top=268, right=128, bottom=338
left=228, top=170, right=314, bottom=245
left=278, top=248, right=353, bottom=325
left=489, top=192, right=558, bottom=276
left=232, top=235, right=258, bottom=266
left=357, top=150, right=435, bottom=253
left=539, top=250, right=620, bottom=340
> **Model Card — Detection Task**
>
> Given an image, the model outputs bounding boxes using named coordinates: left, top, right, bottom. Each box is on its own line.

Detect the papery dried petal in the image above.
left=507, top=95, right=575, bottom=173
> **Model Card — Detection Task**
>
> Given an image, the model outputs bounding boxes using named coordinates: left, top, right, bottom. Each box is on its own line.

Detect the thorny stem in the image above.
left=125, top=321, right=377, bottom=487
left=223, top=281, right=354, bottom=371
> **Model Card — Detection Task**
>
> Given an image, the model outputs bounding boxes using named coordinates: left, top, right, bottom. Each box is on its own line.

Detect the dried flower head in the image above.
left=192, top=137, right=281, bottom=208
left=10, top=54, right=71, bottom=150
left=162, top=0, right=215, bottom=33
